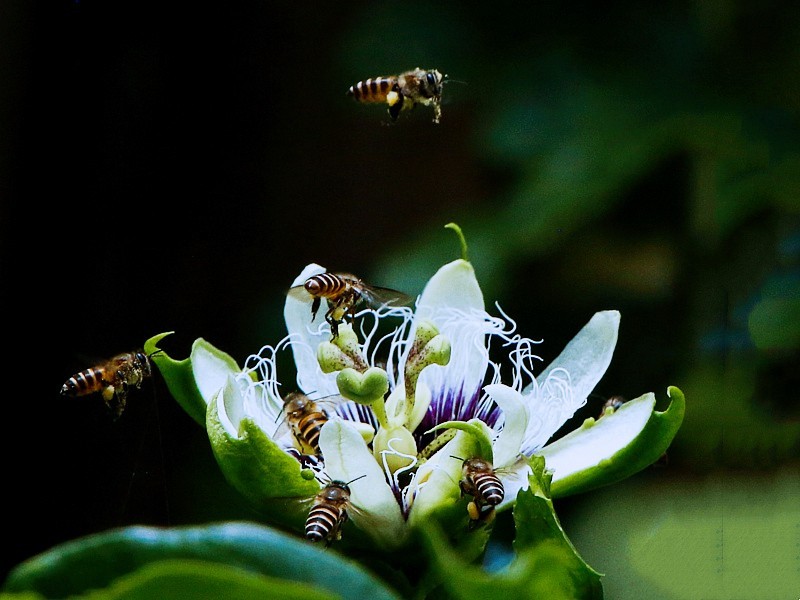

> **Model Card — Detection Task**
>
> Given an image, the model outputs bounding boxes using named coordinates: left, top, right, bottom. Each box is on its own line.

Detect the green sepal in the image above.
left=144, top=333, right=240, bottom=427
left=2, top=523, right=402, bottom=600
left=417, top=456, right=603, bottom=600
left=539, top=386, right=685, bottom=498
left=206, top=382, right=319, bottom=530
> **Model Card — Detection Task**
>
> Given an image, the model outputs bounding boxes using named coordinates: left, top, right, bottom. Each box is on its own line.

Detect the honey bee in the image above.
left=459, top=457, right=505, bottom=526
left=60, top=349, right=157, bottom=419
left=281, top=391, right=332, bottom=455
left=288, top=272, right=412, bottom=339
left=346, top=67, right=446, bottom=123
left=598, top=395, right=626, bottom=418
left=304, top=475, right=365, bottom=546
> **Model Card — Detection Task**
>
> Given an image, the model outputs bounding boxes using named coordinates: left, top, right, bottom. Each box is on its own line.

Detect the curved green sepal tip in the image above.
left=540, top=386, right=686, bottom=498
left=2, top=523, right=402, bottom=600
left=207, top=395, right=319, bottom=529
left=143, top=333, right=240, bottom=427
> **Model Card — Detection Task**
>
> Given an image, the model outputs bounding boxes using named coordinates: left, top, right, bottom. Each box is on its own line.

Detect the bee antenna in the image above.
left=442, top=76, right=467, bottom=86
left=450, top=455, right=465, bottom=461
left=345, top=474, right=368, bottom=486
left=147, top=349, right=165, bottom=359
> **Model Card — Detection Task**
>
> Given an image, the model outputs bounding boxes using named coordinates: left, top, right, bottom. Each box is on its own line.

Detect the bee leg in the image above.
left=310, top=296, right=321, bottom=320
left=325, top=312, right=340, bottom=339
left=387, top=97, right=403, bottom=121
left=459, top=481, right=468, bottom=498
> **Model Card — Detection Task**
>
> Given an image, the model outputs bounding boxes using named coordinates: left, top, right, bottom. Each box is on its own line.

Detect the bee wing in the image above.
left=313, top=394, right=379, bottom=429
left=313, top=393, right=351, bottom=414
left=359, top=285, right=415, bottom=310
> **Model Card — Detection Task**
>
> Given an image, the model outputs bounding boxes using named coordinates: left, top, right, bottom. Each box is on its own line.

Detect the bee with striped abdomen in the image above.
left=304, top=475, right=366, bottom=546
left=288, top=272, right=412, bottom=339
left=459, top=456, right=505, bottom=526
left=60, top=349, right=156, bottom=419
left=282, top=391, right=331, bottom=456
left=347, top=67, right=446, bottom=123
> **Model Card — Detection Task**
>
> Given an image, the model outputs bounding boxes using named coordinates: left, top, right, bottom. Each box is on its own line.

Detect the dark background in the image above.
left=2, top=1, right=799, bottom=597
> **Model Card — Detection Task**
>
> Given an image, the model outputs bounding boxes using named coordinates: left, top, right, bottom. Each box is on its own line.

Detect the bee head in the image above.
left=463, top=456, right=492, bottom=473
left=324, top=481, right=352, bottom=501
left=283, top=391, right=310, bottom=416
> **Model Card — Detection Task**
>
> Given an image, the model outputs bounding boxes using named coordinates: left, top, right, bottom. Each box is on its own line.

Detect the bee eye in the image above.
left=426, top=72, right=437, bottom=86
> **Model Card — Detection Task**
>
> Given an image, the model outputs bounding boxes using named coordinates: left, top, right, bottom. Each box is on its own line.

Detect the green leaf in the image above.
left=83, top=559, right=332, bottom=600
left=2, top=523, right=402, bottom=600
left=144, top=333, right=241, bottom=426
left=539, top=386, right=685, bottom=498
left=418, top=458, right=603, bottom=599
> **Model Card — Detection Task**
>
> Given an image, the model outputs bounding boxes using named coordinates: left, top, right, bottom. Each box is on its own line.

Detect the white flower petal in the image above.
left=284, top=263, right=338, bottom=397
left=319, top=420, right=406, bottom=548
left=416, top=259, right=485, bottom=314
left=216, top=375, right=243, bottom=437
left=192, top=339, right=241, bottom=406
left=522, top=310, right=620, bottom=450
left=484, top=384, right=528, bottom=468
left=538, top=392, right=655, bottom=485
left=412, top=260, right=490, bottom=408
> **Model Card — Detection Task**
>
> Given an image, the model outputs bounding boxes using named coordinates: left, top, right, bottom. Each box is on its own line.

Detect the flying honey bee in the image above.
left=458, top=457, right=505, bottom=526
left=304, top=475, right=366, bottom=546
left=288, top=272, right=412, bottom=339
left=60, top=349, right=157, bottom=419
left=346, top=67, right=446, bottom=123
left=281, top=391, right=334, bottom=455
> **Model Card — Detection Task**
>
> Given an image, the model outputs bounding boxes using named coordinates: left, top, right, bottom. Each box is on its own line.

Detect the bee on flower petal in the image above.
left=458, top=456, right=505, bottom=527
left=303, top=475, right=366, bottom=546
left=288, top=272, right=412, bottom=339
left=60, top=349, right=159, bottom=420
left=279, top=392, right=354, bottom=456
left=347, top=67, right=447, bottom=123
